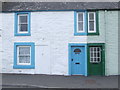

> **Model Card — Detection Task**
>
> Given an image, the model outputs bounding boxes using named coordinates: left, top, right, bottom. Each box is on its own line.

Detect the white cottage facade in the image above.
left=1, top=2, right=119, bottom=76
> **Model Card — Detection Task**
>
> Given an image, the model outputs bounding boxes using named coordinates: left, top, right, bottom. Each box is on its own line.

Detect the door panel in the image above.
left=88, top=45, right=105, bottom=76
left=71, top=46, right=85, bottom=75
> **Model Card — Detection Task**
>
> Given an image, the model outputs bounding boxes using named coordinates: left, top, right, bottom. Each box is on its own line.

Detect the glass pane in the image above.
left=78, top=22, right=83, bottom=31
left=90, top=58, right=93, bottom=62
left=89, top=13, right=94, bottom=20
left=94, top=47, right=96, bottom=51
left=19, top=24, right=28, bottom=31
left=89, top=21, right=94, bottom=31
left=78, top=13, right=83, bottom=21
left=98, top=58, right=100, bottom=62
left=19, top=56, right=30, bottom=63
left=97, top=47, right=100, bottom=51
left=19, top=16, right=27, bottom=23
left=90, top=47, right=93, bottom=51
left=19, top=47, right=30, bottom=55
left=91, top=53, right=93, bottom=57
left=94, top=58, right=96, bottom=62
left=94, top=53, right=96, bottom=57
left=97, top=53, right=100, bottom=57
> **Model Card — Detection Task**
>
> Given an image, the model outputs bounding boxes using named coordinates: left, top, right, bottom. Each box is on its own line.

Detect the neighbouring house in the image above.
left=0, top=2, right=119, bottom=76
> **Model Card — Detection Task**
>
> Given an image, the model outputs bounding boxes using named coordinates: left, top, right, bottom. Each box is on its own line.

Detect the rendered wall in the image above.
left=0, top=13, right=2, bottom=73
left=87, top=10, right=118, bottom=75
left=105, top=11, right=118, bottom=75
left=2, top=11, right=87, bottom=75
left=2, top=11, right=118, bottom=75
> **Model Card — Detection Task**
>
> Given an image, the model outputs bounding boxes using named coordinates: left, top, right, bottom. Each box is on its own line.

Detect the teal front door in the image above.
left=71, top=46, right=85, bottom=75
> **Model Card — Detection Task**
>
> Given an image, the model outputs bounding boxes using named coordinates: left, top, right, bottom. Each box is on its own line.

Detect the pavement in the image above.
left=2, top=74, right=119, bottom=89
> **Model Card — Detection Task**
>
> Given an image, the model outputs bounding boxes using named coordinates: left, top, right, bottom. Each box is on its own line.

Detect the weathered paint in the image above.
left=2, top=11, right=87, bottom=75
left=87, top=10, right=118, bottom=75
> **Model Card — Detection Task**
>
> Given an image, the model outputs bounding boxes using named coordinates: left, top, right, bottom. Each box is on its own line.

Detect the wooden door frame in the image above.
left=87, top=43, right=105, bottom=76
left=68, top=43, right=87, bottom=76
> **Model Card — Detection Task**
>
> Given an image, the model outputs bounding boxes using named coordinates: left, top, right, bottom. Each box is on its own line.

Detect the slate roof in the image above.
left=2, top=2, right=120, bottom=12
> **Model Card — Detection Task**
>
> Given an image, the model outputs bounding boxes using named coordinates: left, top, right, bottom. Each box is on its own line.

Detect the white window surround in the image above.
left=88, top=12, right=96, bottom=33
left=17, top=46, right=31, bottom=65
left=18, top=14, right=28, bottom=34
left=77, top=12, right=85, bottom=33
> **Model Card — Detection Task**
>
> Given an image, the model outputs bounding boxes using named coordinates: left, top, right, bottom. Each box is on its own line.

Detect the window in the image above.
left=90, top=47, right=101, bottom=63
left=77, top=12, right=85, bottom=32
left=88, top=12, right=96, bottom=33
left=74, top=11, right=87, bottom=35
left=74, top=48, right=81, bottom=54
left=15, top=12, right=31, bottom=36
left=14, top=42, right=35, bottom=69
left=74, top=11, right=99, bottom=36
left=17, top=46, right=31, bottom=65
left=18, top=14, right=28, bottom=33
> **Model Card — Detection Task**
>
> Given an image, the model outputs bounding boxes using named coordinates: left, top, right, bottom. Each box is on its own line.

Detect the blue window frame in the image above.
left=74, top=11, right=87, bottom=36
left=14, top=12, right=31, bottom=36
left=14, top=42, right=35, bottom=69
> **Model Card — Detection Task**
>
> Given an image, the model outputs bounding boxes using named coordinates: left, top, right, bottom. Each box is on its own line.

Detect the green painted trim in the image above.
left=87, top=11, right=99, bottom=36
left=87, top=43, right=105, bottom=76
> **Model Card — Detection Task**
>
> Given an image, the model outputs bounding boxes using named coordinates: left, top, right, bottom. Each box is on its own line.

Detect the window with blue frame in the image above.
left=14, top=42, right=35, bottom=69
left=74, top=11, right=99, bottom=36
left=15, top=12, right=31, bottom=36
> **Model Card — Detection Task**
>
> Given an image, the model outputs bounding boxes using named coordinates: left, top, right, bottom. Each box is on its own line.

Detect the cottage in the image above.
left=1, top=2, right=119, bottom=76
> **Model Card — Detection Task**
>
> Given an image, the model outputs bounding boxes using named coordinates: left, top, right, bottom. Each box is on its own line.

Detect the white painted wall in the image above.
left=2, top=11, right=87, bottom=75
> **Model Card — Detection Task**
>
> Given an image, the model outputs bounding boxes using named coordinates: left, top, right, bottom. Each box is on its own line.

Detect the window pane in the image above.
left=19, top=24, right=28, bottom=31
left=19, top=47, right=30, bottom=55
left=91, top=53, right=93, bottom=57
left=90, top=47, right=93, bottom=51
left=78, top=13, right=83, bottom=21
left=78, top=22, right=83, bottom=31
left=94, top=47, right=96, bottom=51
left=94, top=53, right=96, bottom=57
left=98, top=58, right=100, bottom=62
left=89, top=21, right=94, bottom=31
left=19, top=56, right=30, bottom=63
left=19, top=16, right=27, bottom=23
left=91, top=58, right=93, bottom=62
left=97, top=53, right=100, bottom=57
left=94, top=58, right=96, bottom=62
left=97, top=47, right=100, bottom=51
left=89, top=13, right=94, bottom=20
